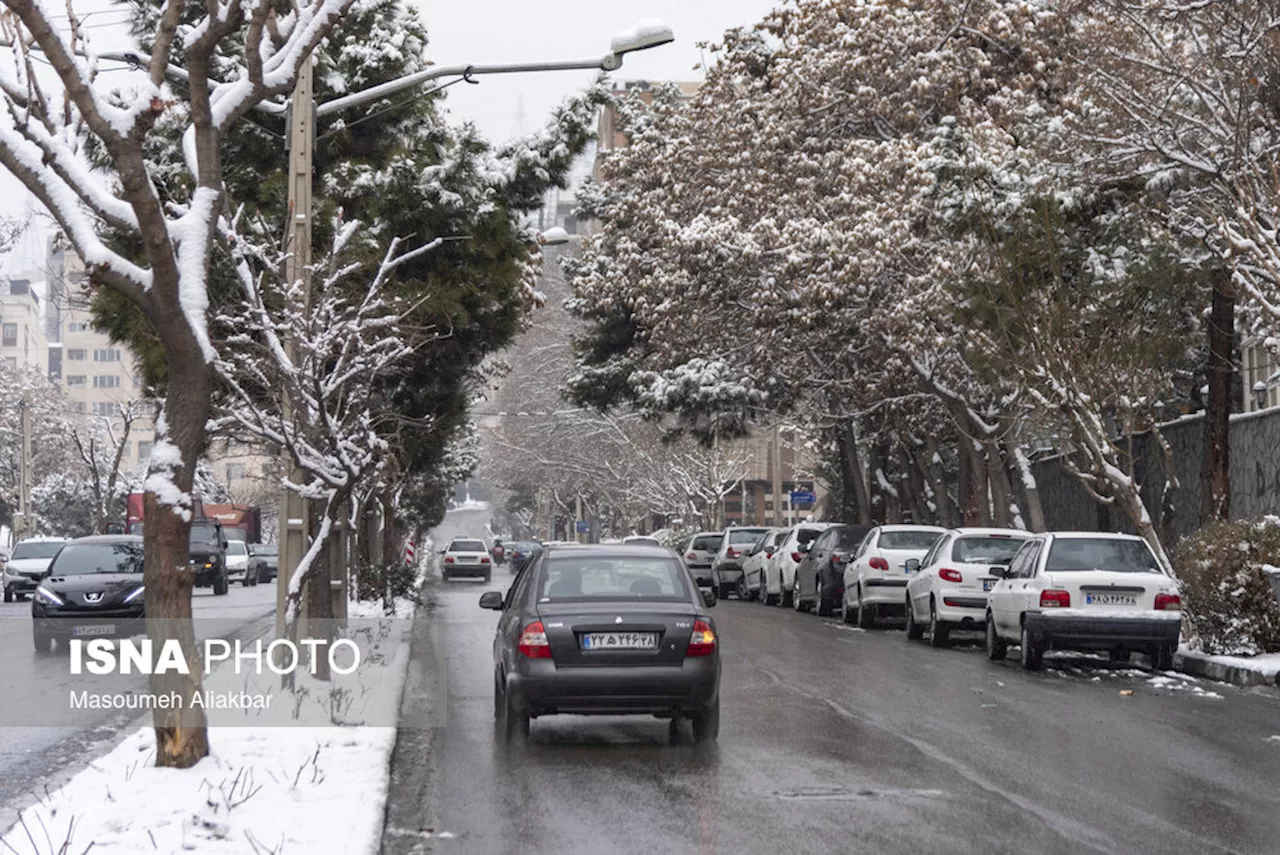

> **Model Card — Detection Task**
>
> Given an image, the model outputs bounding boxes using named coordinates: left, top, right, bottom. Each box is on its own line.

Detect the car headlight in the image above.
left=35, top=586, right=64, bottom=607
left=123, top=586, right=145, bottom=604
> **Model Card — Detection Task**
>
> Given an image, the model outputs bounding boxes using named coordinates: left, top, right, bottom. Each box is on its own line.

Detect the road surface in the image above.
left=381, top=571, right=1280, bottom=854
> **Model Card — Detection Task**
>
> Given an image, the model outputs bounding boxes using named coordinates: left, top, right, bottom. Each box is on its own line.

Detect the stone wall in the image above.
left=1029, top=408, right=1280, bottom=544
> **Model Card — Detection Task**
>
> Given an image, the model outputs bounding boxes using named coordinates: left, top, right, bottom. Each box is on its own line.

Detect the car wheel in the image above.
left=493, top=672, right=503, bottom=721
left=718, top=582, right=733, bottom=600
left=1150, top=644, right=1175, bottom=671
left=793, top=582, right=810, bottom=613
left=3, top=586, right=11, bottom=604
left=241, top=571, right=253, bottom=587
left=985, top=613, right=1007, bottom=661
left=484, top=572, right=492, bottom=583
left=691, top=699, right=719, bottom=744
left=1019, top=623, right=1042, bottom=671
left=33, top=627, right=52, bottom=654
left=780, top=586, right=793, bottom=608
left=442, top=570, right=451, bottom=581
left=737, top=576, right=750, bottom=601
left=856, top=590, right=876, bottom=629
left=501, top=683, right=529, bottom=744
left=214, top=570, right=229, bottom=596
left=905, top=599, right=924, bottom=640
left=1109, top=648, right=1131, bottom=664
left=929, top=601, right=950, bottom=648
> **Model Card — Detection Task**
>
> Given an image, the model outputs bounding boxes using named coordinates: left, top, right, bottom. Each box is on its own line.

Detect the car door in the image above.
left=911, top=535, right=950, bottom=616
left=990, top=542, right=1030, bottom=634
left=844, top=528, right=873, bottom=593
left=495, top=558, right=537, bottom=670
left=1017, top=541, right=1046, bottom=619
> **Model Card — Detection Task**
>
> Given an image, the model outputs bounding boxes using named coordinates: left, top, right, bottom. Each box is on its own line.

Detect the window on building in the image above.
left=68, top=322, right=88, bottom=333
left=137, top=440, right=153, bottom=460
left=226, top=463, right=247, bottom=482
left=65, top=374, right=87, bottom=387
left=92, top=401, right=116, bottom=415
left=1, top=323, right=16, bottom=347
left=93, top=348, right=122, bottom=362
left=93, top=375, right=121, bottom=389
left=66, top=348, right=87, bottom=361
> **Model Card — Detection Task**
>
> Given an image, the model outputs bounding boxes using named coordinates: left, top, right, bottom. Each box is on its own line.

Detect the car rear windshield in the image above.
left=796, top=528, right=826, bottom=546
left=691, top=535, right=723, bottom=552
left=450, top=540, right=487, bottom=552
left=11, top=541, right=63, bottom=560
left=729, top=529, right=769, bottom=544
left=50, top=543, right=144, bottom=576
left=538, top=556, right=690, bottom=601
left=1045, top=539, right=1163, bottom=574
left=879, top=531, right=941, bottom=550
left=952, top=536, right=1027, bottom=564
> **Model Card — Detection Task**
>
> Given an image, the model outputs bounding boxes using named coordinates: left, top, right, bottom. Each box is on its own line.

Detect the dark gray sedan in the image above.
left=479, top=543, right=721, bottom=744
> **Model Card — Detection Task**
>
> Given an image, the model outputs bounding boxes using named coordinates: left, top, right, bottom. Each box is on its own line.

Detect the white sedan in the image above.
left=225, top=539, right=257, bottom=586
left=740, top=528, right=787, bottom=601
left=986, top=532, right=1182, bottom=671
left=843, top=525, right=945, bottom=628
left=905, top=528, right=1030, bottom=647
left=767, top=522, right=834, bottom=607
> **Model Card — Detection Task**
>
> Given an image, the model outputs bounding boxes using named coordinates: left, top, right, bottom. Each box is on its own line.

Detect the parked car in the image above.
left=442, top=538, right=493, bottom=582
left=768, top=523, right=835, bottom=607
left=710, top=527, right=771, bottom=599
left=623, top=535, right=663, bottom=547
left=680, top=531, right=724, bottom=588
left=986, top=532, right=1182, bottom=671
left=794, top=524, right=875, bottom=615
left=842, top=525, right=945, bottom=627
left=189, top=520, right=230, bottom=596
left=508, top=541, right=544, bottom=574
left=225, top=539, right=257, bottom=587
left=905, top=528, right=1030, bottom=647
left=31, top=535, right=145, bottom=652
left=739, top=528, right=787, bottom=601
left=478, top=542, right=720, bottom=744
left=3, top=537, right=67, bottom=603
left=248, top=543, right=278, bottom=582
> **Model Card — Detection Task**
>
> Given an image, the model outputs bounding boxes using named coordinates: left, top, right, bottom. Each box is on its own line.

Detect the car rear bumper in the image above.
left=443, top=564, right=490, bottom=577
left=510, top=658, right=720, bottom=716
left=684, top=563, right=713, bottom=585
left=934, top=593, right=989, bottom=625
left=861, top=578, right=908, bottom=607
left=714, top=566, right=743, bottom=585
left=1025, top=614, right=1181, bottom=648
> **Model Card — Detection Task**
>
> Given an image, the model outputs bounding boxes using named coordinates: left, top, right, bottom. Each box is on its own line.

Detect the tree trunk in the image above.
left=1202, top=275, right=1233, bottom=522
left=305, top=498, right=333, bottom=681
left=839, top=422, right=872, bottom=525
left=900, top=448, right=932, bottom=524
left=380, top=489, right=399, bottom=570
left=967, top=440, right=992, bottom=526
left=1005, top=441, right=1047, bottom=532
left=985, top=441, right=1014, bottom=528
left=921, top=437, right=955, bottom=528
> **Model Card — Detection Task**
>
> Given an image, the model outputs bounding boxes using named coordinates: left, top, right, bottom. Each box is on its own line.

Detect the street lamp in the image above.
left=1254, top=380, right=1269, bottom=411
left=538, top=227, right=571, bottom=246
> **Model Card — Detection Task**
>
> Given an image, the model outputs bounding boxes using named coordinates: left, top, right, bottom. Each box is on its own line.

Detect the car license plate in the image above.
left=73, top=624, right=115, bottom=637
left=1086, top=593, right=1138, bottom=606
left=982, top=580, right=994, bottom=592
left=581, top=632, right=657, bottom=650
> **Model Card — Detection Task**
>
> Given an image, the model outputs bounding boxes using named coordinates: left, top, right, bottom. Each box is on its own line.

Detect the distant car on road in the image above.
left=986, top=532, right=1182, bottom=671
left=768, top=523, right=835, bottom=607
left=842, top=525, right=944, bottom=627
left=622, top=535, right=663, bottom=547
left=508, top=541, right=543, bottom=574
left=739, top=528, right=786, bottom=601
left=3, top=537, right=67, bottom=603
left=31, top=535, right=145, bottom=652
left=711, top=527, right=770, bottom=599
left=249, top=543, right=278, bottom=582
left=479, top=542, right=720, bottom=744
left=794, top=524, right=875, bottom=615
left=680, top=531, right=724, bottom=588
left=906, top=528, right=1030, bottom=647
left=225, top=539, right=257, bottom=587
left=189, top=520, right=230, bottom=596
left=442, top=538, right=493, bottom=582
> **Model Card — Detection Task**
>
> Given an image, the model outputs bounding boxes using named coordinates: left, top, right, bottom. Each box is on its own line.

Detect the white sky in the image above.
left=2, top=0, right=782, bottom=274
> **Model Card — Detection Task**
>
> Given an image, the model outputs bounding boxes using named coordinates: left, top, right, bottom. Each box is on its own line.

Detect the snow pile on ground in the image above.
left=1178, top=646, right=1280, bottom=679
left=0, top=604, right=417, bottom=854
left=1146, top=674, right=1224, bottom=700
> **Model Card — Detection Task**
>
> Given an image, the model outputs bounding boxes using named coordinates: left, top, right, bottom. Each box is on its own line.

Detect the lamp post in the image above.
left=1254, top=381, right=1268, bottom=412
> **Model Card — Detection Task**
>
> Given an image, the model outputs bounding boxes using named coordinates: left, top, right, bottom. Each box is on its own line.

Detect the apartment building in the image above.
left=0, top=278, right=48, bottom=375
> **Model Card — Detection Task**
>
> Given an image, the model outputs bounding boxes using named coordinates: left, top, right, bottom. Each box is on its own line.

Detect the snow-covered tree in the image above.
left=67, top=401, right=144, bottom=534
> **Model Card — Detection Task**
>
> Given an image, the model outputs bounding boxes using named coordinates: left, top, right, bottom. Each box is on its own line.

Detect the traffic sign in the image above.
left=790, top=491, right=816, bottom=505
left=575, top=520, right=591, bottom=533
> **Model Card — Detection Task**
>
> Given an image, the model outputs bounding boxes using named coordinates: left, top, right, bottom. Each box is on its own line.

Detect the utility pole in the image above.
left=16, top=399, right=31, bottom=539
left=771, top=423, right=781, bottom=527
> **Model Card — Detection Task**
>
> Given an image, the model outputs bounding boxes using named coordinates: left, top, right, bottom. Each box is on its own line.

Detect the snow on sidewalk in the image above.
left=1, top=598, right=417, bottom=854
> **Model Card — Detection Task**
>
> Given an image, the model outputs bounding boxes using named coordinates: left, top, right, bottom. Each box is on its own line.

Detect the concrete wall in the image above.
left=1030, top=408, right=1280, bottom=543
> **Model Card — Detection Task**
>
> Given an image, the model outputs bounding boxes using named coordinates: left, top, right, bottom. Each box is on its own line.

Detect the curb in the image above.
left=1173, top=651, right=1280, bottom=688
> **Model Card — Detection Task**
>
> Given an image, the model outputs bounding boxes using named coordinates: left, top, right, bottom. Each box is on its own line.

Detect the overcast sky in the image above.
left=3, top=0, right=781, bottom=275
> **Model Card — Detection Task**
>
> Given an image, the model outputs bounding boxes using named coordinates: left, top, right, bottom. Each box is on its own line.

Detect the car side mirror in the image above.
left=905, top=558, right=920, bottom=573
left=799, top=543, right=811, bottom=553
left=701, top=589, right=717, bottom=608
left=765, top=548, right=774, bottom=556
left=989, top=566, right=1008, bottom=579
left=478, top=591, right=504, bottom=610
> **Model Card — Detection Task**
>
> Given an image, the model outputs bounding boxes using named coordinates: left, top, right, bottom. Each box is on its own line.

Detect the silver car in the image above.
left=680, top=531, right=724, bottom=588
left=3, top=537, right=67, bottom=603
left=711, top=527, right=771, bottom=599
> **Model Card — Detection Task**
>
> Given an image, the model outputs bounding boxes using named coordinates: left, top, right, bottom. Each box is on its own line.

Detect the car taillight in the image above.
left=832, top=552, right=845, bottom=563
left=1154, top=593, right=1181, bottom=611
left=727, top=548, right=740, bottom=559
left=1040, top=589, right=1071, bottom=608
left=869, top=557, right=889, bottom=572
left=443, top=556, right=454, bottom=563
left=480, top=556, right=490, bottom=564
left=686, top=620, right=717, bottom=657
left=791, top=552, right=803, bottom=562
left=686, top=552, right=697, bottom=561
left=518, top=621, right=551, bottom=658
left=939, top=568, right=963, bottom=583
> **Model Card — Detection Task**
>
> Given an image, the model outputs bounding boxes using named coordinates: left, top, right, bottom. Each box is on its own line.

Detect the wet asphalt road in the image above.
left=382, top=569, right=1280, bottom=854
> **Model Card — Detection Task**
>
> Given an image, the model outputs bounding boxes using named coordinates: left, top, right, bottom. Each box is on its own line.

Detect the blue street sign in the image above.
left=575, top=520, right=591, bottom=533
left=790, top=491, right=816, bottom=504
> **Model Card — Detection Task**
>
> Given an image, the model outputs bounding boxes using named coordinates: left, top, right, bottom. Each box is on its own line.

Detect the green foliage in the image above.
left=352, top=560, right=422, bottom=611
left=1173, top=518, right=1280, bottom=656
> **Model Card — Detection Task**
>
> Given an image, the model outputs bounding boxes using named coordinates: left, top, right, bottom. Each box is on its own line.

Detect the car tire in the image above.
left=214, top=570, right=229, bottom=596
left=905, top=600, right=924, bottom=640
left=668, top=718, right=682, bottom=745
left=1019, top=623, right=1042, bottom=671
left=484, top=572, right=492, bottom=583
left=780, top=587, right=793, bottom=608
left=985, top=613, right=1007, bottom=661
left=929, top=602, right=950, bottom=648
left=3, top=586, right=11, bottom=604
left=793, top=583, right=810, bottom=613
left=737, top=576, right=750, bottom=601
left=241, top=571, right=253, bottom=587
left=33, top=627, right=52, bottom=654
left=501, top=683, right=529, bottom=744
left=442, top=570, right=451, bottom=581
left=1150, top=644, right=1175, bottom=672
left=1108, top=648, right=1131, bottom=664
left=843, top=594, right=858, bottom=625
left=691, top=699, right=719, bottom=744
left=717, top=582, right=732, bottom=600
left=856, top=591, right=876, bottom=629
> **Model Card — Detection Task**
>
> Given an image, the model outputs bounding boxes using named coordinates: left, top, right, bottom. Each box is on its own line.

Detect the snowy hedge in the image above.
left=1173, top=518, right=1280, bottom=656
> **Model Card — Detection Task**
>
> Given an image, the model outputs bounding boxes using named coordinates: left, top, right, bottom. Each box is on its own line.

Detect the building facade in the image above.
left=0, top=278, right=48, bottom=376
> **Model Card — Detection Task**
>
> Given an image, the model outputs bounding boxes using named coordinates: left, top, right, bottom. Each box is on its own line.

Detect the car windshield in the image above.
left=227, top=542, right=247, bottom=555
left=729, top=529, right=769, bottom=544
left=952, top=536, right=1027, bottom=564
left=879, top=531, right=942, bottom=550
left=1045, top=538, right=1164, bottom=574
left=189, top=525, right=220, bottom=545
left=450, top=540, right=487, bottom=552
left=691, top=535, right=723, bottom=552
left=11, top=541, right=63, bottom=560
left=538, top=555, right=690, bottom=601
left=50, top=542, right=144, bottom=576
left=256, top=545, right=278, bottom=556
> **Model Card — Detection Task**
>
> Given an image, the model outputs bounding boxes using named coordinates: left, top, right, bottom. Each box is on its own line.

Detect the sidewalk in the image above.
left=1174, top=646, right=1280, bottom=687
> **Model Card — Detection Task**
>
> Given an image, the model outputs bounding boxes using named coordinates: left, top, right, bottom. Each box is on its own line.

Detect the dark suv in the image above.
left=189, top=520, right=230, bottom=595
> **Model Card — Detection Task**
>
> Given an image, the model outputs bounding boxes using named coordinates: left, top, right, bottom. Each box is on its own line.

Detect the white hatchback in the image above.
left=985, top=532, right=1182, bottom=671
left=740, top=528, right=787, bottom=601
left=768, top=523, right=835, bottom=607
left=843, top=525, right=945, bottom=628
left=905, top=528, right=1030, bottom=647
